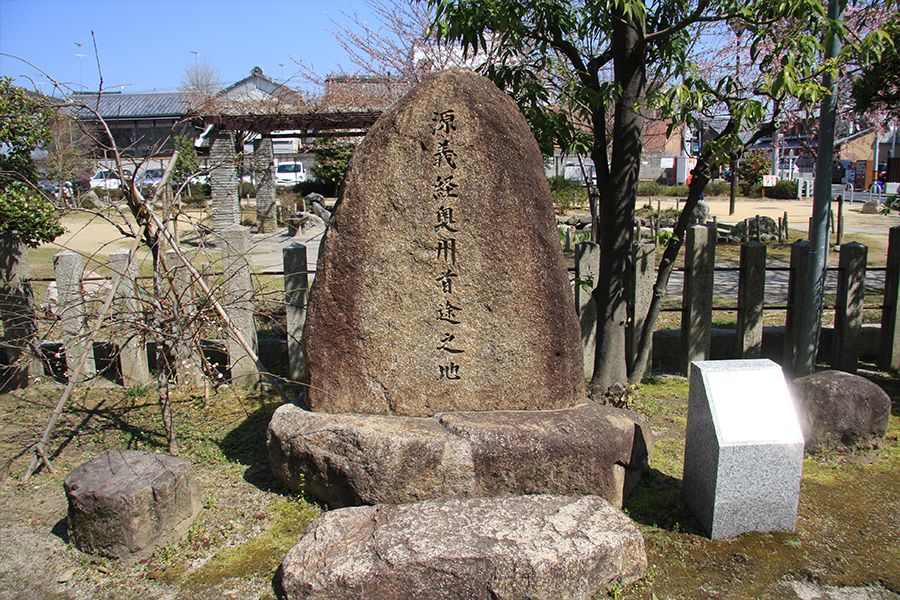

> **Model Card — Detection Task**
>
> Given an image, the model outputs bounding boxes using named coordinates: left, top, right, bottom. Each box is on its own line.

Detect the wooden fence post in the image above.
left=681, top=224, right=715, bottom=374
left=736, top=241, right=766, bottom=359
left=832, top=242, right=867, bottom=373
left=784, top=240, right=810, bottom=376
left=53, top=250, right=96, bottom=381
left=629, top=240, right=655, bottom=379
left=880, top=226, right=900, bottom=371
left=164, top=247, right=204, bottom=387
left=0, top=233, right=38, bottom=389
left=221, top=225, right=259, bottom=386
left=284, top=243, right=309, bottom=383
left=575, top=241, right=600, bottom=379
left=108, top=249, right=150, bottom=387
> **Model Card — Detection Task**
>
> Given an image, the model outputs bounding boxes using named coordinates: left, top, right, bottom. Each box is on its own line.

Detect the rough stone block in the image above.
left=790, top=370, right=891, bottom=454
left=268, top=402, right=652, bottom=508
left=64, top=450, right=202, bottom=560
left=682, top=359, right=804, bottom=539
left=280, top=494, right=647, bottom=600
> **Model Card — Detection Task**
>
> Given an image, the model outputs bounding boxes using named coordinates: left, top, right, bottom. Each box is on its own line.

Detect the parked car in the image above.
left=188, top=172, right=209, bottom=185
left=275, top=162, right=307, bottom=186
left=89, top=169, right=122, bottom=190
left=137, top=168, right=165, bottom=188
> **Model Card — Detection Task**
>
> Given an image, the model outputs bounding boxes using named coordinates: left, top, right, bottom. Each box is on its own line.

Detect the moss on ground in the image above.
left=613, top=371, right=900, bottom=599
left=179, top=495, right=321, bottom=590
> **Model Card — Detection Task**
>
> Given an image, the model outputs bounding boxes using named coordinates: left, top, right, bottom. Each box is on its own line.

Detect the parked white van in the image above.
left=89, top=169, right=122, bottom=190
left=275, top=162, right=307, bottom=186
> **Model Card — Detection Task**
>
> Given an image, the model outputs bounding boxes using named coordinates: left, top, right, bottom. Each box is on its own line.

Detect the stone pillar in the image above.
left=209, top=127, right=240, bottom=233
left=53, top=250, right=96, bottom=380
left=880, top=226, right=900, bottom=371
left=832, top=242, right=867, bottom=373
left=0, top=233, right=38, bottom=389
left=108, top=250, right=150, bottom=387
left=284, top=244, right=309, bottom=383
left=255, top=136, right=277, bottom=234
left=628, top=240, right=655, bottom=380
left=575, top=241, right=600, bottom=379
left=783, top=241, right=810, bottom=376
left=221, top=225, right=258, bottom=385
left=164, top=248, right=204, bottom=387
left=681, top=225, right=715, bottom=374
left=736, top=242, right=766, bottom=359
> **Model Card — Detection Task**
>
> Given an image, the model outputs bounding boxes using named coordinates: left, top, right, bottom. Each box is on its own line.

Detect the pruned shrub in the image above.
left=239, top=182, right=256, bottom=198
left=295, top=179, right=334, bottom=197
left=637, top=181, right=664, bottom=196
left=705, top=181, right=730, bottom=196
left=768, top=179, right=798, bottom=199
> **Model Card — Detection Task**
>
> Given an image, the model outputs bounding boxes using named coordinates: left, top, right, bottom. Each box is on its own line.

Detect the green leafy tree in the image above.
left=312, top=139, right=357, bottom=194
left=0, top=184, right=66, bottom=248
left=429, top=0, right=882, bottom=391
left=852, top=17, right=900, bottom=119
left=173, top=135, right=202, bottom=184
left=737, top=148, right=771, bottom=187
left=0, top=77, right=50, bottom=187
left=0, top=77, right=64, bottom=246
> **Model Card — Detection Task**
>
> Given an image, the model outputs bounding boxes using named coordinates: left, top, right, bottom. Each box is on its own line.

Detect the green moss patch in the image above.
left=616, top=373, right=900, bottom=599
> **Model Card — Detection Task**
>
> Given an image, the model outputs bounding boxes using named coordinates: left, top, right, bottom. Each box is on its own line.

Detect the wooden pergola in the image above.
left=202, top=111, right=383, bottom=137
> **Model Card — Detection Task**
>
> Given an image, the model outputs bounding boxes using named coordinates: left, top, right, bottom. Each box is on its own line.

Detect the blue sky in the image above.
left=0, top=0, right=379, bottom=96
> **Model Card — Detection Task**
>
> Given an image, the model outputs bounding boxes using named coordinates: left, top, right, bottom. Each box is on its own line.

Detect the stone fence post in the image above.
left=255, top=136, right=277, bottom=233
left=53, top=250, right=96, bottom=380
left=832, top=242, right=867, bottom=373
left=221, top=226, right=258, bottom=386
left=629, top=240, right=655, bottom=380
left=108, top=249, right=150, bottom=387
left=681, top=224, right=715, bottom=374
left=0, top=233, right=38, bottom=389
left=736, top=242, right=766, bottom=359
left=783, top=240, right=810, bottom=376
left=880, top=226, right=900, bottom=371
left=284, top=244, right=309, bottom=383
left=575, top=241, right=600, bottom=379
left=164, top=248, right=204, bottom=387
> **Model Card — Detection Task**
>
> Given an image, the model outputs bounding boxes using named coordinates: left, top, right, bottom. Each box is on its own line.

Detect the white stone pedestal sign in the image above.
left=682, top=359, right=804, bottom=539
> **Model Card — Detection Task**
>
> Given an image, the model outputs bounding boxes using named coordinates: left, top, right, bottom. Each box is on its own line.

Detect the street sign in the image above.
left=763, top=175, right=777, bottom=187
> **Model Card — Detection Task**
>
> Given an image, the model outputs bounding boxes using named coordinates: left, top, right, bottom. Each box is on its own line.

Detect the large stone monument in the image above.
left=271, top=70, right=650, bottom=597
left=682, top=359, right=804, bottom=539
left=301, top=68, right=584, bottom=416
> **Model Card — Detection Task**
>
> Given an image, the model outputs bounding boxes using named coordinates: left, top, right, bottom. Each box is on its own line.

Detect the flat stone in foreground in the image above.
left=268, top=402, right=652, bottom=508
left=64, top=450, right=202, bottom=560
left=280, top=494, right=647, bottom=600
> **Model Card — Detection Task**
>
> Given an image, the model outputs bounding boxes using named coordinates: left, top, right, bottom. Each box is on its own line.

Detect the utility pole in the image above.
left=796, top=0, right=843, bottom=376
left=729, top=26, right=743, bottom=215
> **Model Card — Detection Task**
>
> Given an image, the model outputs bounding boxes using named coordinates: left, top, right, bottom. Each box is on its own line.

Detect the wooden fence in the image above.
left=1, top=224, right=898, bottom=391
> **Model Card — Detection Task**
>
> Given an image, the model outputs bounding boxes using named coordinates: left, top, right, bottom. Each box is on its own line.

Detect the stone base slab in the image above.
left=267, top=402, right=653, bottom=508
left=280, top=494, right=647, bottom=600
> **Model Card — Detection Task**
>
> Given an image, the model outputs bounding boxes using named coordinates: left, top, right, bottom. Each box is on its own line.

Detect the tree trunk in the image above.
left=590, top=15, right=646, bottom=395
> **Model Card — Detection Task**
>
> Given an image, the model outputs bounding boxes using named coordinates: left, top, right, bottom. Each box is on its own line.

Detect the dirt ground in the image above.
left=1, top=197, right=898, bottom=599
left=38, top=197, right=900, bottom=272
left=0, top=376, right=896, bottom=600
